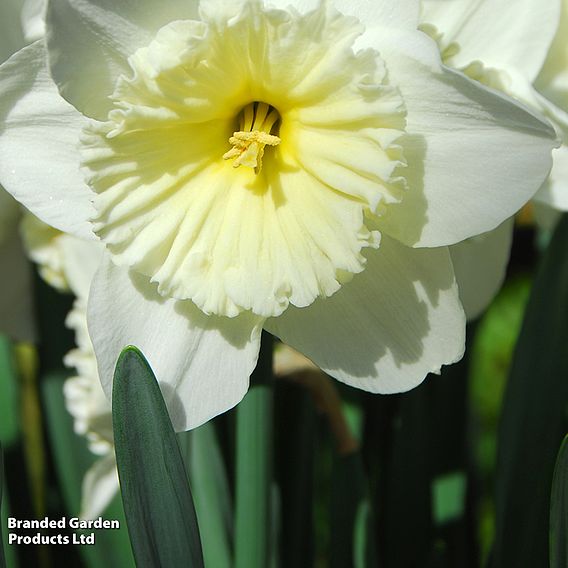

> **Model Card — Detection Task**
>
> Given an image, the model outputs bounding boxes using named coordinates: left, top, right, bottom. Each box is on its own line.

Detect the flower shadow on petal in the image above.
left=266, top=238, right=462, bottom=392
left=128, top=268, right=262, bottom=351
left=0, top=46, right=39, bottom=130
left=173, top=299, right=263, bottom=350
left=440, top=70, right=556, bottom=137
left=374, top=133, right=428, bottom=247
left=158, top=381, right=188, bottom=432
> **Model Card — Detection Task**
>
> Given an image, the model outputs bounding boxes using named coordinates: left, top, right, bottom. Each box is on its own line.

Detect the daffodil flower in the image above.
left=420, top=0, right=568, bottom=317
left=421, top=0, right=568, bottom=211
left=0, top=0, right=558, bottom=430
left=19, top=207, right=118, bottom=519
left=535, top=0, right=568, bottom=213
left=21, top=0, right=46, bottom=43
left=58, top=235, right=117, bottom=520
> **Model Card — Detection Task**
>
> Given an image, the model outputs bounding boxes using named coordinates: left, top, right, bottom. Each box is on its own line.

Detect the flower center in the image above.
left=223, top=102, right=281, bottom=173
left=81, top=4, right=408, bottom=318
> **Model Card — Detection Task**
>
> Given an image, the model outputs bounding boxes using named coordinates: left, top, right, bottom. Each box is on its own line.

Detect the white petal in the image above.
left=450, top=218, right=513, bottom=321
left=0, top=42, right=96, bottom=240
left=80, top=453, right=119, bottom=520
left=534, top=146, right=568, bottom=211
left=59, top=237, right=105, bottom=301
left=501, top=80, right=568, bottom=212
left=46, top=0, right=198, bottom=119
left=80, top=7, right=395, bottom=319
left=333, top=0, right=419, bottom=29
left=363, top=28, right=557, bottom=247
left=420, top=0, right=561, bottom=82
left=21, top=0, right=46, bottom=42
left=19, top=213, right=70, bottom=292
left=506, top=70, right=568, bottom=136
left=265, top=236, right=465, bottom=393
left=535, top=0, right=568, bottom=111
left=267, top=0, right=420, bottom=30
left=87, top=254, right=263, bottom=431
left=0, top=230, right=36, bottom=341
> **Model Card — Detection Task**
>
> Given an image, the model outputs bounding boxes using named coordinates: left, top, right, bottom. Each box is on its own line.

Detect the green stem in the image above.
left=234, top=332, right=274, bottom=568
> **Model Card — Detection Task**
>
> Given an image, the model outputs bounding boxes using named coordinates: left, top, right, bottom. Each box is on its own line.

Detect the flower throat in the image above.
left=223, top=102, right=281, bottom=173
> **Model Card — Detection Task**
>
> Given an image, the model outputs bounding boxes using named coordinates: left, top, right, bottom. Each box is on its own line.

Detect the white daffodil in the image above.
left=534, top=0, right=568, bottom=215
left=55, top=236, right=118, bottom=520
left=420, top=0, right=567, bottom=317
left=20, top=212, right=72, bottom=291
left=64, top=305, right=118, bottom=521
left=421, top=0, right=568, bottom=210
left=0, top=0, right=558, bottom=430
left=448, top=218, right=514, bottom=320
left=21, top=211, right=120, bottom=519
left=21, top=0, right=46, bottom=43
left=0, top=0, right=45, bottom=340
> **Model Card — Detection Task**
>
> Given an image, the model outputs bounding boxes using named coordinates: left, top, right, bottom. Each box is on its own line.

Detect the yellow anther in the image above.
left=223, top=102, right=281, bottom=173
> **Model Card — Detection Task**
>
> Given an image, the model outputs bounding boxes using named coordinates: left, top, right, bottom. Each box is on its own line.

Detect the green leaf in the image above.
left=380, top=386, right=433, bottom=567
left=469, top=275, right=531, bottom=479
left=42, top=371, right=99, bottom=516
left=492, top=214, right=568, bottom=567
left=178, top=423, right=233, bottom=568
left=274, top=381, right=317, bottom=568
left=1, top=443, right=6, bottom=568
left=432, top=471, right=467, bottom=526
left=366, top=333, right=474, bottom=568
left=42, top=372, right=134, bottom=568
left=0, top=338, right=19, bottom=448
left=468, top=275, right=531, bottom=564
left=550, top=434, right=568, bottom=568
left=234, top=332, right=274, bottom=568
left=353, top=500, right=377, bottom=568
left=331, top=451, right=371, bottom=568
left=0, top=444, right=17, bottom=568
left=112, top=346, right=203, bottom=568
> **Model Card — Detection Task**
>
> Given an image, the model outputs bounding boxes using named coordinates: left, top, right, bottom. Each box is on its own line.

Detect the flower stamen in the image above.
left=223, top=102, right=281, bottom=173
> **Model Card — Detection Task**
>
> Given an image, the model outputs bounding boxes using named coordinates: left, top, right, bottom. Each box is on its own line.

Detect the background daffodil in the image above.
left=420, top=0, right=568, bottom=316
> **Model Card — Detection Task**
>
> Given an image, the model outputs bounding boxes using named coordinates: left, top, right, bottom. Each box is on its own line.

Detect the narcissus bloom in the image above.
left=59, top=237, right=117, bottom=520
left=420, top=0, right=567, bottom=316
left=421, top=0, right=568, bottom=212
left=0, top=0, right=558, bottom=429
left=20, top=209, right=119, bottom=519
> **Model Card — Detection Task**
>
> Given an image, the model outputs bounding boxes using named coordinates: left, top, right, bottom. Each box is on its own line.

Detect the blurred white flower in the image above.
left=20, top=213, right=70, bottom=291
left=0, top=0, right=558, bottom=430
left=534, top=0, right=568, bottom=214
left=448, top=218, right=514, bottom=320
left=536, top=0, right=568, bottom=115
left=17, top=201, right=113, bottom=517
left=21, top=0, right=46, bottom=43
left=63, top=299, right=117, bottom=520
left=50, top=233, right=115, bottom=520
left=1, top=0, right=116, bottom=518
left=22, top=209, right=122, bottom=521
